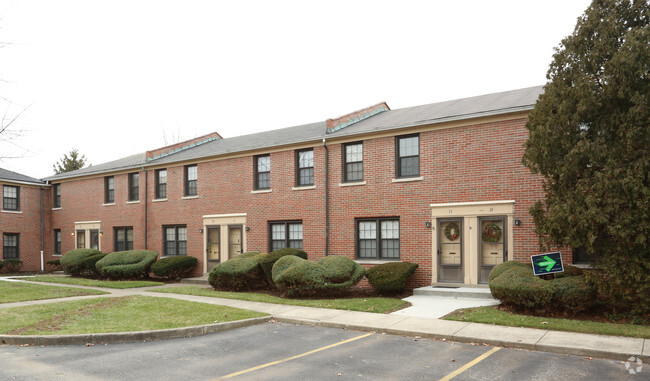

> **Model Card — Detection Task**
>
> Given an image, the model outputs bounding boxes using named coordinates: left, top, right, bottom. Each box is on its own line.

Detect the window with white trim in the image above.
left=356, top=218, right=400, bottom=259
left=269, top=221, right=303, bottom=251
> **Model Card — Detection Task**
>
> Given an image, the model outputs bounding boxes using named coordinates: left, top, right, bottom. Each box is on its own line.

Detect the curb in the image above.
left=0, top=316, right=271, bottom=346
left=273, top=318, right=648, bottom=362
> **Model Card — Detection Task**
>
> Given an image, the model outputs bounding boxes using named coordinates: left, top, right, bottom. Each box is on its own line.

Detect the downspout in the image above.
left=40, top=184, right=45, bottom=271
left=143, top=167, right=148, bottom=250
left=323, top=138, right=329, bottom=256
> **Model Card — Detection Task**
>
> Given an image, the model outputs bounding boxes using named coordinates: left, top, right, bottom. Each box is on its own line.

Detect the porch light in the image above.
left=425, top=221, right=431, bottom=229
left=514, top=219, right=521, bottom=227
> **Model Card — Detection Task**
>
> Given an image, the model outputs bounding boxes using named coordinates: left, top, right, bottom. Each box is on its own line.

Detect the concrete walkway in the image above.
left=0, top=277, right=647, bottom=361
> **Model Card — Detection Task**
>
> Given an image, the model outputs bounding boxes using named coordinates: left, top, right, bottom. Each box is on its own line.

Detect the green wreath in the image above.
left=443, top=222, right=460, bottom=241
left=482, top=222, right=502, bottom=242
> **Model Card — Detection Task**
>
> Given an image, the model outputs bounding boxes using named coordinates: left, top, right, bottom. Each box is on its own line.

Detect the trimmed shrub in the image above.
left=208, top=252, right=267, bottom=290
left=84, top=253, right=108, bottom=276
left=259, top=248, right=308, bottom=283
left=553, top=275, right=596, bottom=314
left=95, top=250, right=158, bottom=279
left=60, top=249, right=103, bottom=276
left=488, top=260, right=529, bottom=283
left=489, top=260, right=596, bottom=314
left=366, top=262, right=419, bottom=294
left=151, top=256, right=198, bottom=279
left=272, top=255, right=365, bottom=297
left=4, top=259, right=23, bottom=273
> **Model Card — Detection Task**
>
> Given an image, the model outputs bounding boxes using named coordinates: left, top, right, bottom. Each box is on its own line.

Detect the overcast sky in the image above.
left=1, top=0, right=592, bottom=179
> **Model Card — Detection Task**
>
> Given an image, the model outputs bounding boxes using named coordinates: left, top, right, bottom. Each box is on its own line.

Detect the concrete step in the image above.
left=413, top=286, right=496, bottom=300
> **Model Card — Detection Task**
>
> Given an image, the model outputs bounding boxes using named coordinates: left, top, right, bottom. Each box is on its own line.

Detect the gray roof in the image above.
left=44, top=85, right=543, bottom=181
left=0, top=167, right=45, bottom=185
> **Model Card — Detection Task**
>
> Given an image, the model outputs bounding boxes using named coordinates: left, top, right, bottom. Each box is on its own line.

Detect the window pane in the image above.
left=299, top=168, right=314, bottom=185
left=400, top=157, right=419, bottom=177
left=258, top=173, right=270, bottom=189
left=159, top=170, right=167, bottom=183
left=127, top=229, right=134, bottom=242
left=346, top=162, right=363, bottom=182
left=257, top=156, right=270, bottom=172
left=381, top=220, right=399, bottom=239
left=166, top=242, right=176, bottom=255
left=359, top=221, right=376, bottom=239
left=166, top=228, right=176, bottom=241
left=359, top=239, right=377, bottom=258
left=187, top=166, right=197, bottom=181
left=346, top=144, right=362, bottom=163
left=289, top=223, right=302, bottom=240
left=116, top=229, right=125, bottom=241
left=272, top=241, right=285, bottom=251
left=4, top=186, right=16, bottom=198
left=177, top=227, right=187, bottom=241
left=178, top=241, right=187, bottom=255
left=272, top=224, right=285, bottom=240
left=399, top=136, right=419, bottom=156
left=299, top=150, right=313, bottom=168
left=381, top=239, right=400, bottom=258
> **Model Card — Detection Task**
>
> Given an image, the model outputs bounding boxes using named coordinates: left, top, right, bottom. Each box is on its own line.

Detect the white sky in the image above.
left=1, top=0, right=592, bottom=179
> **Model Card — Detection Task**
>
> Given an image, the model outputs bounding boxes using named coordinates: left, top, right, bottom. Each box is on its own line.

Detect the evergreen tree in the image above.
left=523, top=0, right=649, bottom=316
left=53, top=149, right=87, bottom=174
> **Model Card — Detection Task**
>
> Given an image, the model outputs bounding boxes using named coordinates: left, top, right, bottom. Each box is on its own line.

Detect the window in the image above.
left=396, top=134, right=419, bottom=178
left=53, top=184, right=61, bottom=208
left=54, top=229, right=62, bottom=254
left=128, top=173, right=139, bottom=201
left=155, top=169, right=167, bottom=199
left=254, top=155, right=271, bottom=190
left=104, top=176, right=114, bottom=204
left=76, top=230, right=86, bottom=249
left=185, top=165, right=197, bottom=196
left=114, top=227, right=134, bottom=251
left=269, top=221, right=303, bottom=251
left=343, top=142, right=363, bottom=182
left=296, top=149, right=314, bottom=186
left=90, top=230, right=100, bottom=250
left=164, top=225, right=187, bottom=256
left=573, top=247, right=597, bottom=264
left=356, top=218, right=400, bottom=259
left=3, top=185, right=19, bottom=211
left=3, top=233, right=19, bottom=259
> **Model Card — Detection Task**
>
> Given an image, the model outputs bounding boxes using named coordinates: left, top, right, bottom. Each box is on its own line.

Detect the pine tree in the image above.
left=53, top=149, right=87, bottom=174
left=523, top=0, right=650, bottom=316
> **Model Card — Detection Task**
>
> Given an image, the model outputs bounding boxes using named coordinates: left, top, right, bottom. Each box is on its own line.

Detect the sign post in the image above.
left=531, top=252, right=564, bottom=276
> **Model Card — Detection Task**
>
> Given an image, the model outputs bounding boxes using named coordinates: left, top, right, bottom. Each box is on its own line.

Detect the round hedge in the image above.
left=208, top=252, right=267, bottom=290
left=95, top=250, right=158, bottom=279
left=259, top=248, right=308, bottom=283
left=151, top=256, right=198, bottom=279
left=60, top=249, right=103, bottom=275
left=366, top=262, right=418, bottom=294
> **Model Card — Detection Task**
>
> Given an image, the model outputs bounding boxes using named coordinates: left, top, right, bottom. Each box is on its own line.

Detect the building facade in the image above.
left=2, top=86, right=571, bottom=287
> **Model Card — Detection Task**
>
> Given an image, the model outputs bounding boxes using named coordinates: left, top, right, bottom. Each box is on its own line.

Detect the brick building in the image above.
left=0, top=168, right=50, bottom=271
left=3, top=86, right=570, bottom=286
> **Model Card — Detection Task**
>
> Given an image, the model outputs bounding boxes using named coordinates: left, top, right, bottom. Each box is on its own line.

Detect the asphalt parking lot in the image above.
left=0, top=323, right=638, bottom=380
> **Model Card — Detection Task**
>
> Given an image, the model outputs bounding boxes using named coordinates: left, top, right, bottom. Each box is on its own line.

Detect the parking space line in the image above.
left=439, top=347, right=501, bottom=381
left=216, top=332, right=374, bottom=379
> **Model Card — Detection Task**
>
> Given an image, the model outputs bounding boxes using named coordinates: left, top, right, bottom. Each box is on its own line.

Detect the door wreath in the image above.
left=443, top=222, right=460, bottom=241
left=482, top=222, right=502, bottom=242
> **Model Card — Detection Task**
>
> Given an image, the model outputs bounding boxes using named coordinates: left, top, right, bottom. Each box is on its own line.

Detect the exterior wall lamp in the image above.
left=425, top=221, right=432, bottom=228
left=514, top=219, right=521, bottom=227
left=245, top=226, right=250, bottom=232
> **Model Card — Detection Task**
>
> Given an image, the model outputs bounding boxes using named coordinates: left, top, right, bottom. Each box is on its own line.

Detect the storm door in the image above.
left=228, top=225, right=243, bottom=258
left=478, top=217, right=507, bottom=283
left=438, top=219, right=463, bottom=283
left=206, top=227, right=221, bottom=271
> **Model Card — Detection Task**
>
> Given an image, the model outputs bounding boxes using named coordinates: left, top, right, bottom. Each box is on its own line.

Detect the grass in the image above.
left=443, top=306, right=650, bottom=339
left=151, top=286, right=410, bottom=313
left=0, top=296, right=268, bottom=335
left=28, top=276, right=164, bottom=289
left=0, top=281, right=107, bottom=304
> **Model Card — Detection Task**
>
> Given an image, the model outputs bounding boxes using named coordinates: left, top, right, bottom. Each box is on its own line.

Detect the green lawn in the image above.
left=29, top=276, right=164, bottom=289
left=443, top=306, right=650, bottom=339
left=152, top=286, right=410, bottom=313
left=0, top=296, right=268, bottom=335
left=0, top=281, right=107, bottom=304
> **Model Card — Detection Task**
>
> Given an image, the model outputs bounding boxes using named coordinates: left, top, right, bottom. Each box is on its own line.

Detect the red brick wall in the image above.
left=0, top=183, right=51, bottom=271
left=45, top=116, right=568, bottom=284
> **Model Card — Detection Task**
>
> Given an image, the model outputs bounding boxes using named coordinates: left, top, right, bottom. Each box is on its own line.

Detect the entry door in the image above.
left=478, top=217, right=507, bottom=283
left=438, top=219, right=463, bottom=283
left=206, top=227, right=221, bottom=271
left=228, top=226, right=243, bottom=258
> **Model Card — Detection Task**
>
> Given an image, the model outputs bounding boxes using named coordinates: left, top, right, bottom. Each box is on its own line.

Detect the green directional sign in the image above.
left=531, top=252, right=564, bottom=276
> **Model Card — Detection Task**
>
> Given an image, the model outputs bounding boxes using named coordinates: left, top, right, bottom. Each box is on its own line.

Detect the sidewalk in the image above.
left=0, top=278, right=647, bottom=361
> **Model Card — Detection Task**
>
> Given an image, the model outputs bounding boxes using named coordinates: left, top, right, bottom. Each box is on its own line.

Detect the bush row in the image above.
left=489, top=261, right=596, bottom=315
left=60, top=249, right=198, bottom=280
left=209, top=248, right=418, bottom=296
